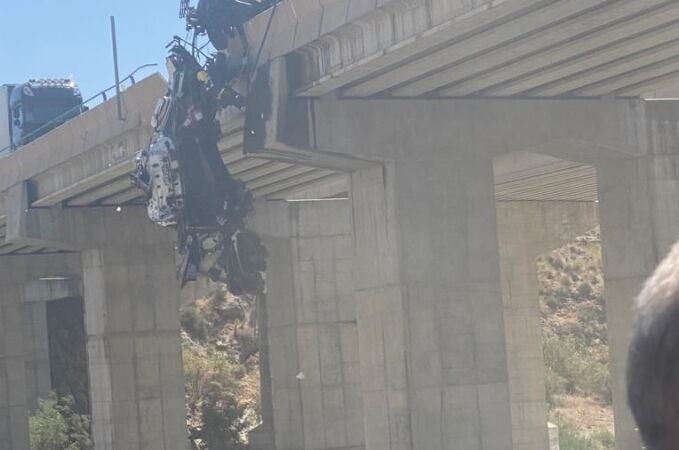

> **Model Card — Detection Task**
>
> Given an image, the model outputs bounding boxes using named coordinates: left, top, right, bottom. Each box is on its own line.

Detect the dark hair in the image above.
left=628, top=243, right=679, bottom=450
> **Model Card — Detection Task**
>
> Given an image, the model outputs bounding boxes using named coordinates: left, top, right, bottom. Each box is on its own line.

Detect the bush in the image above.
left=576, top=282, right=593, bottom=298
left=554, top=418, right=614, bottom=450
left=198, top=393, right=249, bottom=450
left=544, top=295, right=559, bottom=311
left=183, top=339, right=256, bottom=450
left=181, top=306, right=208, bottom=342
left=543, top=337, right=611, bottom=405
left=29, top=392, right=91, bottom=450
left=548, top=256, right=564, bottom=270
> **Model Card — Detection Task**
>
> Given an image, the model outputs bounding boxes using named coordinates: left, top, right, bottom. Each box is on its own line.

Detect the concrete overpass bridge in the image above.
left=3, top=0, right=679, bottom=449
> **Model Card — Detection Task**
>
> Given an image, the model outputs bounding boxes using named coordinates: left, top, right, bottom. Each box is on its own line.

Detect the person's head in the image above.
left=629, top=242, right=679, bottom=449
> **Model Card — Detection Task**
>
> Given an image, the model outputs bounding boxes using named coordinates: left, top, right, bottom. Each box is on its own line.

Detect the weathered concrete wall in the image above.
left=594, top=100, right=679, bottom=449
left=350, top=154, right=512, bottom=450
left=496, top=200, right=600, bottom=450
left=0, top=254, right=81, bottom=449
left=22, top=300, right=51, bottom=411
left=308, top=96, right=671, bottom=450
left=79, top=208, right=187, bottom=450
left=253, top=199, right=363, bottom=450
left=2, top=196, right=189, bottom=450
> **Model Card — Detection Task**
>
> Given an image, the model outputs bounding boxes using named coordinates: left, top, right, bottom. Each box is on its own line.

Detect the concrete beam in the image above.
left=22, top=277, right=82, bottom=303
left=243, top=59, right=380, bottom=172
left=30, top=137, right=141, bottom=208
left=5, top=181, right=172, bottom=252
left=312, top=96, right=645, bottom=164
left=5, top=181, right=78, bottom=251
left=242, top=0, right=407, bottom=68
left=294, top=0, right=544, bottom=96
left=348, top=0, right=613, bottom=97
left=440, top=2, right=679, bottom=97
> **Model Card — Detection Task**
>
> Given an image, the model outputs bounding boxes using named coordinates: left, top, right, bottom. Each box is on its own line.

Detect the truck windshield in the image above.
left=25, top=102, right=79, bottom=125
left=12, top=92, right=82, bottom=147
left=24, top=98, right=80, bottom=125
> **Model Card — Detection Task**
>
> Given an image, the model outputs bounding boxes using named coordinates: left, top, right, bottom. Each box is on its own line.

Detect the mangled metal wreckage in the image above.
left=132, top=0, right=275, bottom=295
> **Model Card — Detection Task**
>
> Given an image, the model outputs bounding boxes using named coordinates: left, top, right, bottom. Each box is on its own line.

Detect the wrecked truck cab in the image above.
left=133, top=38, right=267, bottom=295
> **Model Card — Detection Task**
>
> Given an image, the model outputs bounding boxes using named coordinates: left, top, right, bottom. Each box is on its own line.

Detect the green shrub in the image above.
left=576, top=282, right=593, bottom=298
left=29, top=392, right=91, bottom=450
left=544, top=295, right=559, bottom=311
left=548, top=256, right=564, bottom=270
left=543, top=337, right=611, bottom=405
left=198, top=393, right=249, bottom=450
left=554, top=418, right=614, bottom=450
left=183, top=339, right=255, bottom=449
left=181, top=306, right=208, bottom=342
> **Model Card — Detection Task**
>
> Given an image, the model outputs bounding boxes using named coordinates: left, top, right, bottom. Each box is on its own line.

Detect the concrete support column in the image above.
left=350, top=156, right=512, bottom=450
left=596, top=101, right=679, bottom=449
left=598, top=159, right=653, bottom=450
left=80, top=210, right=187, bottom=450
left=495, top=201, right=599, bottom=450
left=0, top=254, right=80, bottom=450
left=252, top=199, right=364, bottom=450
left=598, top=101, right=679, bottom=449
left=22, top=300, right=51, bottom=411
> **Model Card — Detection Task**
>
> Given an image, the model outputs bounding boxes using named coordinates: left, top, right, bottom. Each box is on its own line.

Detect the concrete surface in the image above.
left=243, top=0, right=679, bottom=98
left=253, top=199, right=364, bottom=450
left=79, top=208, right=187, bottom=450
left=548, top=422, right=559, bottom=450
left=0, top=254, right=81, bottom=449
left=1, top=202, right=188, bottom=450
left=22, top=277, right=82, bottom=303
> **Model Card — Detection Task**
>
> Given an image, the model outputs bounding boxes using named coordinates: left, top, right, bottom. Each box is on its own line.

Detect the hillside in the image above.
left=180, top=286, right=261, bottom=450
left=537, top=228, right=615, bottom=449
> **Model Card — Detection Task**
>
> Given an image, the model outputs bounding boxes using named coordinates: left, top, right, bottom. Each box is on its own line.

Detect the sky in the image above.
left=0, top=0, right=189, bottom=100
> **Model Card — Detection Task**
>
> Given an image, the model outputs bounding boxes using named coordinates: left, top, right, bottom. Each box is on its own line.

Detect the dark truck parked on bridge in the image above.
left=0, top=78, right=84, bottom=156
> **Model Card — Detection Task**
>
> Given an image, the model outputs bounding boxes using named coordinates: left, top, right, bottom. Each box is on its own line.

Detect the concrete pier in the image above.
left=349, top=159, right=512, bottom=450
left=80, top=211, right=186, bottom=450
left=253, top=199, right=364, bottom=450
left=1, top=197, right=189, bottom=450
left=0, top=254, right=81, bottom=449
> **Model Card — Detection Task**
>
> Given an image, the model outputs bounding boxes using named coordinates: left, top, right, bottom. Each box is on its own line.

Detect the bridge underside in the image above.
left=273, top=0, right=679, bottom=99
left=0, top=149, right=595, bottom=255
